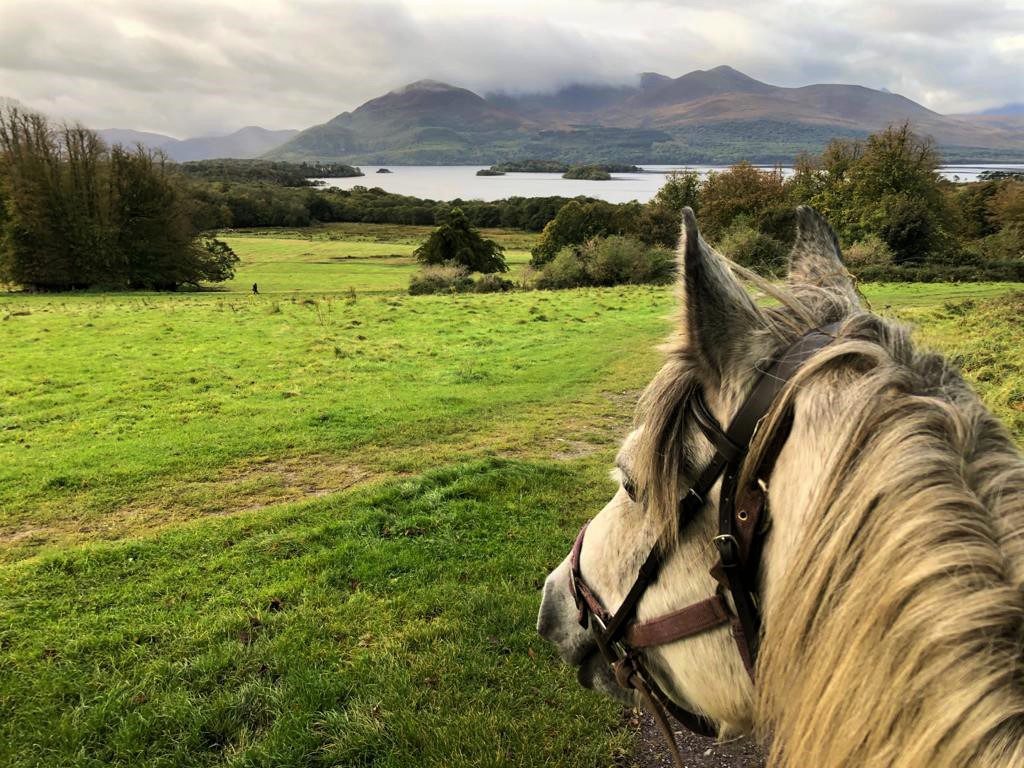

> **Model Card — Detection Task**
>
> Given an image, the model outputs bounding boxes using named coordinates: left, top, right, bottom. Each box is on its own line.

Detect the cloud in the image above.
left=0, top=0, right=1020, bottom=136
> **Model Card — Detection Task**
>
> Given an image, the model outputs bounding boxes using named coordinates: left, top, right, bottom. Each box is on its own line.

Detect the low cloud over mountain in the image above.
left=1, top=0, right=1021, bottom=138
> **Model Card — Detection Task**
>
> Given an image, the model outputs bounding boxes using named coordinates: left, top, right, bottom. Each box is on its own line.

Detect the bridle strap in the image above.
left=705, top=323, right=841, bottom=667
left=625, top=594, right=731, bottom=647
left=565, top=323, right=842, bottom=751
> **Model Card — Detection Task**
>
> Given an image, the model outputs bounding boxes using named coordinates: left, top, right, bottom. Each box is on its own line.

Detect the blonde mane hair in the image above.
left=633, top=266, right=1024, bottom=766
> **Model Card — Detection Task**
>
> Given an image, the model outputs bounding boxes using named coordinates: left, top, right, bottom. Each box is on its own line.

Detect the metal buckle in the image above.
left=713, top=534, right=740, bottom=565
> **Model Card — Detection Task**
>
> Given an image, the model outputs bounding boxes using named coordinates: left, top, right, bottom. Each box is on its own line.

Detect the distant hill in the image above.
left=273, top=80, right=525, bottom=163
left=163, top=126, right=299, bottom=162
left=267, top=66, right=1024, bottom=164
left=95, top=128, right=178, bottom=152
left=95, top=125, right=298, bottom=161
left=979, top=103, right=1024, bottom=117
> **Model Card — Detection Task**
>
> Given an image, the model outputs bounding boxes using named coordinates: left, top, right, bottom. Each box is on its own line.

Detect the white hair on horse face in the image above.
left=538, top=206, right=1024, bottom=767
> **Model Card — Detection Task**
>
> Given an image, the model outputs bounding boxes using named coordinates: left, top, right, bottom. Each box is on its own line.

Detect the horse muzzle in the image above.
left=537, top=559, right=633, bottom=702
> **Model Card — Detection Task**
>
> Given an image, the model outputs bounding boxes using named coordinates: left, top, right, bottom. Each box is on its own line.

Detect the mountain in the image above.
left=268, top=67, right=1024, bottom=165
left=163, top=126, right=299, bottom=162
left=95, top=128, right=178, bottom=152
left=95, top=125, right=298, bottom=161
left=273, top=80, right=525, bottom=162
left=979, top=103, right=1024, bottom=116
left=630, top=65, right=776, bottom=107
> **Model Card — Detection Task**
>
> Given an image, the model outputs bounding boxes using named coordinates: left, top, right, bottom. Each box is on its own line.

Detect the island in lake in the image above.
left=481, top=160, right=642, bottom=178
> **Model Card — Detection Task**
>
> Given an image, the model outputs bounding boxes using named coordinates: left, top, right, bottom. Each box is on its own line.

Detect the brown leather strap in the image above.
left=625, top=594, right=731, bottom=648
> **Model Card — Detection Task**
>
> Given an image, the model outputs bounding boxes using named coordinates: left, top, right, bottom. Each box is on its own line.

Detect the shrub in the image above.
left=413, top=207, right=507, bottom=273
left=717, top=223, right=787, bottom=276
left=472, top=273, right=514, bottom=293
left=530, top=199, right=636, bottom=266
left=408, top=267, right=513, bottom=295
left=977, top=224, right=1024, bottom=263
left=534, top=236, right=675, bottom=289
left=408, top=266, right=474, bottom=295
left=535, top=248, right=591, bottom=289
left=844, top=234, right=896, bottom=268
left=586, top=236, right=675, bottom=286
left=699, top=163, right=787, bottom=240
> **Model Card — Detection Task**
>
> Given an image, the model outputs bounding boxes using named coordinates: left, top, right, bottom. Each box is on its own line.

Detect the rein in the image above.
left=567, top=324, right=841, bottom=767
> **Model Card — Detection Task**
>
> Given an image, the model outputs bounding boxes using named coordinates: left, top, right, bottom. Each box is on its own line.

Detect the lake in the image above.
left=320, top=164, right=1024, bottom=204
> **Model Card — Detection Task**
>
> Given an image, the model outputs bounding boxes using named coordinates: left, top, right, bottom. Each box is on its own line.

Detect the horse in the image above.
left=537, top=206, right=1024, bottom=767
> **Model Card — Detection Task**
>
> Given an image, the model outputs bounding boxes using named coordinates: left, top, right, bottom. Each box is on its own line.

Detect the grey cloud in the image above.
left=0, top=0, right=1020, bottom=136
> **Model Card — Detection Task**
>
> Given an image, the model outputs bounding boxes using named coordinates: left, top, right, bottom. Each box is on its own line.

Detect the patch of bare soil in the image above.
left=550, top=438, right=604, bottom=460
left=623, top=709, right=765, bottom=768
left=2, top=455, right=382, bottom=552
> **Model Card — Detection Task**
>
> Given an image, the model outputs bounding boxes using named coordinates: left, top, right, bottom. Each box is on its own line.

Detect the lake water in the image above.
left=320, top=164, right=1024, bottom=204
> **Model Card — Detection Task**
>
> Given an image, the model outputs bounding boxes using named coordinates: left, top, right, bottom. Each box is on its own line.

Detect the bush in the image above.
left=844, top=234, right=895, bottom=268
left=472, top=273, right=514, bottom=293
left=717, top=223, right=788, bottom=276
left=699, top=163, right=787, bottom=240
left=977, top=224, right=1024, bottom=263
left=534, top=248, right=591, bottom=289
left=530, top=199, right=637, bottom=266
left=413, top=207, right=507, bottom=273
left=534, top=236, right=675, bottom=289
left=407, top=267, right=513, bottom=295
left=586, top=236, right=675, bottom=286
left=408, top=266, right=474, bottom=295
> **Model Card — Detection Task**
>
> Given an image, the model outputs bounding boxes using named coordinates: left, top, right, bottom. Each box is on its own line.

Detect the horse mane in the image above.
left=634, top=269, right=1024, bottom=766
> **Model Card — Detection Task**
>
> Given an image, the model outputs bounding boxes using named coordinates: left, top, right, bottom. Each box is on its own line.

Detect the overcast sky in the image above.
left=1, top=0, right=1021, bottom=138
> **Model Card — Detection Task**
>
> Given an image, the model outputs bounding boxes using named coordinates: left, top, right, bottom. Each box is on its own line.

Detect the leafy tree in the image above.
left=807, top=123, right=950, bottom=263
left=631, top=170, right=701, bottom=249
left=989, top=181, right=1024, bottom=230
left=0, top=106, right=238, bottom=290
left=531, top=199, right=637, bottom=265
left=652, top=169, right=701, bottom=213
left=413, top=207, right=507, bottom=273
left=699, top=162, right=787, bottom=240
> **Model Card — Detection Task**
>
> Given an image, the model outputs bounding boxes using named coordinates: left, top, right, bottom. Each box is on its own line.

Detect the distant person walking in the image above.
left=252, top=283, right=259, bottom=295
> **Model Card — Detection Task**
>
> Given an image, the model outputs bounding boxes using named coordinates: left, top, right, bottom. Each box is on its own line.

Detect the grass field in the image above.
left=1, top=223, right=1022, bottom=767
left=218, top=225, right=536, bottom=294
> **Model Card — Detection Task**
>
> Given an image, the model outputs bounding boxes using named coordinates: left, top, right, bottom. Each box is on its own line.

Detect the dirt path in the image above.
left=626, top=710, right=765, bottom=768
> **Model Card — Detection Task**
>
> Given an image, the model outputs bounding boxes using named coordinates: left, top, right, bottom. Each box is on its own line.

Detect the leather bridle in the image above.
left=567, top=324, right=841, bottom=766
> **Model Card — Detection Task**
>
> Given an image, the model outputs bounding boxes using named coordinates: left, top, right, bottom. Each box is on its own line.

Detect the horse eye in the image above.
left=621, top=475, right=637, bottom=502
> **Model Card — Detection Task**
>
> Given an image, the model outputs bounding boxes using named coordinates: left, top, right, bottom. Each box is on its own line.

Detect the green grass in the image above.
left=218, top=224, right=536, bottom=294
left=0, top=459, right=631, bottom=768
left=1, top=221, right=1021, bottom=767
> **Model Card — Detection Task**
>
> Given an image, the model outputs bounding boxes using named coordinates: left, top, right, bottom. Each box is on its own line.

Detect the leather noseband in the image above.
left=567, top=324, right=841, bottom=765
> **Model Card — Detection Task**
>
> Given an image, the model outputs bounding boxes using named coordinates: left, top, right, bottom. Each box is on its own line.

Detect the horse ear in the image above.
left=788, top=206, right=858, bottom=300
left=680, top=207, right=762, bottom=381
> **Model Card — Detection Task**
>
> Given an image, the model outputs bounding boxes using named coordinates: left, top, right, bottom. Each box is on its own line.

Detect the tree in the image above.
left=413, top=207, right=507, bottom=273
left=807, top=123, right=950, bottom=263
left=0, top=106, right=238, bottom=290
left=632, top=170, right=701, bottom=249
left=698, top=163, right=787, bottom=241
left=530, top=199, right=637, bottom=266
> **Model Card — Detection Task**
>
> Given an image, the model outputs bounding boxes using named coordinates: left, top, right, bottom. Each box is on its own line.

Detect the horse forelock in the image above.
left=635, top=268, right=1024, bottom=766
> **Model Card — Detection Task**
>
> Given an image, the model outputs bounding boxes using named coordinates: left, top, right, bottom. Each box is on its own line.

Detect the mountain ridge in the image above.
left=268, top=66, right=1024, bottom=164
left=95, top=125, right=299, bottom=162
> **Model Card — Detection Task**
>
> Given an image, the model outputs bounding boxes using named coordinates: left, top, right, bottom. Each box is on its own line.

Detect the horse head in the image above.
left=538, top=207, right=1024, bottom=767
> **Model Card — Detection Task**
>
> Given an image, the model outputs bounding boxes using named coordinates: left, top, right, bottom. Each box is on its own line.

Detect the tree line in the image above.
left=529, top=124, right=1024, bottom=283
left=0, top=108, right=237, bottom=291
left=2, top=110, right=1020, bottom=292
left=178, top=159, right=362, bottom=186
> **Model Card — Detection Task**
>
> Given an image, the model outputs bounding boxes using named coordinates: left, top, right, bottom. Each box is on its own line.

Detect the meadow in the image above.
left=1, top=223, right=1021, bottom=767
